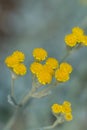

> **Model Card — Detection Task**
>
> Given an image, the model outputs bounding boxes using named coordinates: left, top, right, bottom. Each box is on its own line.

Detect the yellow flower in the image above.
left=12, top=50, right=25, bottom=62
left=30, top=62, right=43, bottom=75
left=81, top=35, right=87, bottom=46
left=64, top=34, right=77, bottom=47
left=64, top=113, right=73, bottom=121
left=13, top=63, right=27, bottom=75
left=5, top=56, right=19, bottom=68
left=37, top=70, right=52, bottom=85
left=62, top=105, right=72, bottom=113
left=60, top=62, right=73, bottom=74
left=46, top=57, right=59, bottom=69
left=63, top=101, right=71, bottom=107
left=43, top=64, right=54, bottom=76
left=51, top=104, right=62, bottom=114
left=33, top=48, right=47, bottom=61
left=72, top=26, right=84, bottom=36
left=55, top=69, right=69, bottom=82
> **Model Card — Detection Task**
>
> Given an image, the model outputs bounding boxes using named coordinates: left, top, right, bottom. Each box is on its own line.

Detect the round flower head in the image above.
left=65, top=34, right=77, bottom=47
left=62, top=105, right=72, bottom=113
left=64, top=113, right=73, bottom=121
left=5, top=56, right=19, bottom=68
left=30, top=62, right=43, bottom=75
left=55, top=69, right=69, bottom=82
left=60, top=62, right=73, bottom=74
left=46, top=57, right=59, bottom=69
left=33, top=48, right=47, bottom=61
left=37, top=70, right=52, bottom=85
left=12, top=51, right=25, bottom=62
left=72, top=26, right=84, bottom=36
left=51, top=104, right=62, bottom=114
left=13, top=63, right=27, bottom=75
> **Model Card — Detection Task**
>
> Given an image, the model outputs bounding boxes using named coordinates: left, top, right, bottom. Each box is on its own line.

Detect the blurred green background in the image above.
left=0, top=0, right=87, bottom=130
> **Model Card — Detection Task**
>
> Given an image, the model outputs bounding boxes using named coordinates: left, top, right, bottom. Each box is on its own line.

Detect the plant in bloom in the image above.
left=55, top=69, right=69, bottom=82
left=32, top=48, right=48, bottom=61
left=60, top=62, right=73, bottom=74
left=30, top=62, right=43, bottom=75
left=4, top=26, right=87, bottom=130
left=51, top=104, right=63, bottom=114
left=13, top=64, right=27, bottom=75
left=65, top=26, right=87, bottom=47
left=30, top=48, right=73, bottom=84
left=72, top=26, right=84, bottom=36
left=5, top=51, right=27, bottom=76
left=55, top=62, right=72, bottom=82
left=37, top=70, right=52, bottom=85
left=65, top=34, right=77, bottom=47
left=46, top=57, right=59, bottom=69
left=51, top=101, right=73, bottom=121
left=12, top=51, right=25, bottom=62
left=5, top=56, right=19, bottom=68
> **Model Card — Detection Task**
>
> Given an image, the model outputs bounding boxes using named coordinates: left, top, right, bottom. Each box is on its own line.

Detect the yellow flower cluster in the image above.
left=30, top=48, right=73, bottom=84
left=65, top=26, right=87, bottom=47
left=5, top=51, right=27, bottom=75
left=51, top=101, right=73, bottom=121
left=30, top=48, right=59, bottom=85
left=55, top=62, right=72, bottom=82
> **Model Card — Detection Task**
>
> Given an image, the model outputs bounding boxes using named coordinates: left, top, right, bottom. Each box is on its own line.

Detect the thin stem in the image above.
left=60, top=50, right=70, bottom=63
left=42, top=118, right=59, bottom=130
left=32, top=81, right=59, bottom=98
left=9, top=72, right=18, bottom=106
left=10, top=77, right=15, bottom=97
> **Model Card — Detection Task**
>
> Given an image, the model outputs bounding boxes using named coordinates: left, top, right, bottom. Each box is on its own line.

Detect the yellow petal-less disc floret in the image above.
left=65, top=34, right=77, bottom=47
left=37, top=70, right=52, bottom=85
left=33, top=48, right=47, bottom=61
left=5, top=56, right=19, bottom=68
left=13, top=63, right=27, bottom=75
left=64, top=113, right=73, bottom=121
left=72, top=26, right=84, bottom=36
left=30, top=62, right=43, bottom=75
left=55, top=69, right=69, bottom=82
left=60, top=62, right=73, bottom=74
left=12, top=50, right=25, bottom=62
left=51, top=104, right=62, bottom=114
left=46, top=57, right=59, bottom=69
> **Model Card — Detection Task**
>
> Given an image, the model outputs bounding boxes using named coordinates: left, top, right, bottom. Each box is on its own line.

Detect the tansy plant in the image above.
left=4, top=26, right=87, bottom=130
left=42, top=101, right=73, bottom=129
left=5, top=48, right=73, bottom=107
